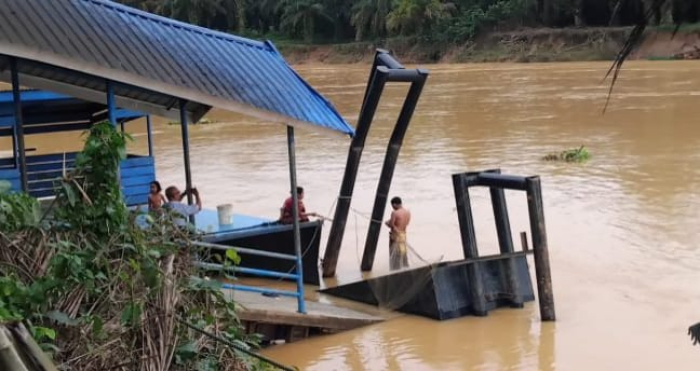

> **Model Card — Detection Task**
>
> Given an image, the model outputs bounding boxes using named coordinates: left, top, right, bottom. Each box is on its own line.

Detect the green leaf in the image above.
left=0, top=180, right=11, bottom=194
left=196, top=358, right=219, bottom=371
left=32, top=326, right=56, bottom=341
left=45, top=310, right=80, bottom=326
left=187, top=276, right=223, bottom=291
left=117, top=145, right=126, bottom=160
left=121, top=302, right=143, bottom=326
left=92, top=316, right=104, bottom=338
left=226, top=249, right=241, bottom=265
left=175, top=341, right=198, bottom=362
left=62, top=182, right=77, bottom=206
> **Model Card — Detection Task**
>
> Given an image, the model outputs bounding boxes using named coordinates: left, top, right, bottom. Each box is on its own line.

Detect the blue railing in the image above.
left=191, top=241, right=306, bottom=313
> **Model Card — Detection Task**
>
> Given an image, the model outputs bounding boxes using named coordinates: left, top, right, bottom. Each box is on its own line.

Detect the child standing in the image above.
left=148, top=180, right=167, bottom=211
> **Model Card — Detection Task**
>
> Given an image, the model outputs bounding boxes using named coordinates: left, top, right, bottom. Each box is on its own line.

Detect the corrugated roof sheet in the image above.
left=0, top=0, right=354, bottom=137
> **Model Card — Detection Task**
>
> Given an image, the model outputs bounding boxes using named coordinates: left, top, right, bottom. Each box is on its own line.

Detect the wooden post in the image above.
left=520, top=231, right=529, bottom=251
left=361, top=71, right=428, bottom=271
left=321, top=65, right=390, bottom=277
left=487, top=169, right=523, bottom=307
left=452, top=173, right=487, bottom=316
left=525, top=176, right=555, bottom=321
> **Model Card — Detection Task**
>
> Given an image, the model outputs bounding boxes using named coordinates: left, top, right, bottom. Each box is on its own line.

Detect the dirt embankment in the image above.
left=632, top=31, right=700, bottom=59
left=278, top=27, right=700, bottom=64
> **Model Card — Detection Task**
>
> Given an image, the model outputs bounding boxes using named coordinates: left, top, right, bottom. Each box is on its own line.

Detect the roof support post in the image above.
left=146, top=116, right=154, bottom=157
left=286, top=125, right=306, bottom=314
left=10, top=58, right=28, bottom=192
left=360, top=68, right=428, bottom=272
left=321, top=53, right=391, bottom=278
left=179, top=100, right=194, bottom=211
left=106, top=81, right=116, bottom=126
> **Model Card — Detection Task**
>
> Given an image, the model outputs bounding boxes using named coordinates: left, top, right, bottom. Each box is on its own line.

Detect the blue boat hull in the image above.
left=198, top=215, right=323, bottom=286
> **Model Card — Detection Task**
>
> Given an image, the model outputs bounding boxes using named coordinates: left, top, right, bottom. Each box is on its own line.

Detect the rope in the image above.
left=346, top=206, right=435, bottom=265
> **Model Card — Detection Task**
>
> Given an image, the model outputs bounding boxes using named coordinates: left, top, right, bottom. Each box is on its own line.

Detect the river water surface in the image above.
left=137, top=61, right=700, bottom=370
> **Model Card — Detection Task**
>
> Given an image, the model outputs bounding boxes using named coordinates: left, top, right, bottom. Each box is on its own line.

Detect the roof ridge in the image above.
left=81, top=0, right=269, bottom=49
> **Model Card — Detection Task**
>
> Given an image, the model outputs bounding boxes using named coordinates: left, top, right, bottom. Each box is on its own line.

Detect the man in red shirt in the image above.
left=279, top=186, right=317, bottom=224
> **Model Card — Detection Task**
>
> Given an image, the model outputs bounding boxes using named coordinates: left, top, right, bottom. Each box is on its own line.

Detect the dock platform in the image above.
left=229, top=290, right=383, bottom=343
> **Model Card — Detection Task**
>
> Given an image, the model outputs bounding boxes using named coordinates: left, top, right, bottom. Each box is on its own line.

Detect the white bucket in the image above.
left=217, top=204, right=233, bottom=225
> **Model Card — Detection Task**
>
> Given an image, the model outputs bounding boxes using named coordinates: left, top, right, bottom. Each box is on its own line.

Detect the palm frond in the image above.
left=604, top=0, right=678, bottom=112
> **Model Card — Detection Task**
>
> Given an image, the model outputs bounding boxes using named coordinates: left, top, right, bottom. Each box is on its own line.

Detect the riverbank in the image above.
left=277, top=26, right=700, bottom=64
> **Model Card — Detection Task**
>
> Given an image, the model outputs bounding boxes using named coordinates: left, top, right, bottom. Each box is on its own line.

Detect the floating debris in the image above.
left=167, top=117, right=218, bottom=125
left=542, top=145, right=590, bottom=163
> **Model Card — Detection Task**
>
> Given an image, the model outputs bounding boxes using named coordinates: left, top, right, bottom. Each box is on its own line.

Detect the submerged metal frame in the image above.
left=452, top=169, right=555, bottom=321
left=322, top=49, right=429, bottom=276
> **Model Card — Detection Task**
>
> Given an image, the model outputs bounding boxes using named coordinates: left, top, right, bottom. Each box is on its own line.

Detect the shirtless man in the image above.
left=385, top=196, right=411, bottom=270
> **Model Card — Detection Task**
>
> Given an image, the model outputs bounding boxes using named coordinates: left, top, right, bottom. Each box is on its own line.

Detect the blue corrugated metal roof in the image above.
left=0, top=0, right=354, bottom=137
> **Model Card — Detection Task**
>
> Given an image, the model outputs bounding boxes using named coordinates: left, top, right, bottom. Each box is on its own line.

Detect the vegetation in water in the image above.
left=118, top=0, right=699, bottom=46
left=542, top=145, right=591, bottom=163
left=167, top=117, right=220, bottom=126
left=0, top=122, right=279, bottom=370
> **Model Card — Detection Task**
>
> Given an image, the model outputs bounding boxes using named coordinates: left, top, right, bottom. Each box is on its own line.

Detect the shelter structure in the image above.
left=0, top=0, right=355, bottom=314
left=0, top=89, right=151, bottom=203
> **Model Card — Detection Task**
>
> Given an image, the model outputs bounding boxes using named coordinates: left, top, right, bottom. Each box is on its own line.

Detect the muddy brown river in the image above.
left=19, top=61, right=700, bottom=370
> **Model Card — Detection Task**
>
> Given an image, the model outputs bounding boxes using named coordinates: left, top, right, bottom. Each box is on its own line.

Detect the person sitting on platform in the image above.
left=385, top=196, right=411, bottom=270
left=164, top=185, right=202, bottom=227
left=148, top=180, right=167, bottom=212
left=279, top=186, right=317, bottom=224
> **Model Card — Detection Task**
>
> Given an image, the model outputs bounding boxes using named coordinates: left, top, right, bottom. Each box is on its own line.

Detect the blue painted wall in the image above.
left=0, top=153, right=154, bottom=206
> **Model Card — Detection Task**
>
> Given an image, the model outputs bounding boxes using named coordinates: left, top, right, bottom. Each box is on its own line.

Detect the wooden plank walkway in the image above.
left=231, top=290, right=383, bottom=331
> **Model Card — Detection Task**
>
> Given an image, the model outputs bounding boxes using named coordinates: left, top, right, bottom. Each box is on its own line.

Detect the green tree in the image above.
left=119, top=0, right=162, bottom=11
left=280, top=0, right=333, bottom=42
left=351, top=0, right=393, bottom=41
left=387, top=0, right=456, bottom=35
left=158, top=0, right=226, bottom=27
left=325, top=0, right=353, bottom=41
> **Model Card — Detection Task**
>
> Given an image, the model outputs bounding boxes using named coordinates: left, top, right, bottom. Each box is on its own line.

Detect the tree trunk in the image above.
left=304, top=17, right=314, bottom=43
left=542, top=0, right=553, bottom=26
left=237, top=0, right=247, bottom=33
left=355, top=26, right=364, bottom=42
left=574, top=0, right=585, bottom=26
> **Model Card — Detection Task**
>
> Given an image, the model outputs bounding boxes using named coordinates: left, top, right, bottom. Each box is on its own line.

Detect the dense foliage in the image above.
left=0, top=122, right=274, bottom=371
left=118, top=0, right=699, bottom=43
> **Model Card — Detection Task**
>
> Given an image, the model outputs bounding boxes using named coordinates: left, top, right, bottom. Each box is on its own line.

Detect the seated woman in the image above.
left=148, top=180, right=167, bottom=212
left=279, top=186, right=317, bottom=224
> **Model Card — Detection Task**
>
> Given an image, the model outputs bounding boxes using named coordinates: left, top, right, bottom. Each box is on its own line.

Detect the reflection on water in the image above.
left=31, top=61, right=700, bottom=369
